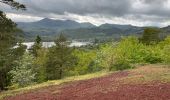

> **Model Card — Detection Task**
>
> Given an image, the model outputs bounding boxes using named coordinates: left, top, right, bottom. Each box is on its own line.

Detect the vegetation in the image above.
left=9, top=53, right=36, bottom=87
left=96, top=36, right=167, bottom=71
left=0, top=0, right=25, bottom=90
left=29, top=35, right=42, bottom=57
left=46, top=34, right=76, bottom=79
left=0, top=1, right=170, bottom=96
left=139, top=28, right=161, bottom=45
left=1, top=22, right=170, bottom=91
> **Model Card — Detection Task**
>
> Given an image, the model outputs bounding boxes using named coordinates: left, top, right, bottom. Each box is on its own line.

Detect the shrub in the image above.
left=113, top=60, right=132, bottom=71
left=95, top=43, right=117, bottom=71
left=9, top=53, right=36, bottom=87
left=159, top=36, right=170, bottom=64
left=163, top=46, right=170, bottom=64
left=71, top=49, right=97, bottom=75
left=97, top=36, right=166, bottom=71
left=142, top=46, right=163, bottom=64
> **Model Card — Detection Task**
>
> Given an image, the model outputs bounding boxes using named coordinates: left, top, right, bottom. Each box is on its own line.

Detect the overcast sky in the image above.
left=1, top=0, right=170, bottom=27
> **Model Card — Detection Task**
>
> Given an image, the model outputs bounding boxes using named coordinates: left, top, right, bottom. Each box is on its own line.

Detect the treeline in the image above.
left=5, top=34, right=98, bottom=88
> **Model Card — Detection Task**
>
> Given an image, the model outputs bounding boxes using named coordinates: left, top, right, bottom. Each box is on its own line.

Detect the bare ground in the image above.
left=4, top=68, right=170, bottom=100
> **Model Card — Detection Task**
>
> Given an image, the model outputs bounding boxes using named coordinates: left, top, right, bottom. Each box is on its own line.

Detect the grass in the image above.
left=119, top=64, right=170, bottom=84
left=0, top=71, right=112, bottom=100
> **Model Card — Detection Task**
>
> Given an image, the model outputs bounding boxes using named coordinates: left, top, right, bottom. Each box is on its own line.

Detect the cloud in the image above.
left=1, top=0, right=170, bottom=27
left=6, top=13, right=43, bottom=22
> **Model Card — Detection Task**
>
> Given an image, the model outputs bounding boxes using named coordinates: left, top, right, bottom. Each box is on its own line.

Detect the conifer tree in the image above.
left=46, top=34, right=76, bottom=79
left=29, top=35, right=42, bottom=57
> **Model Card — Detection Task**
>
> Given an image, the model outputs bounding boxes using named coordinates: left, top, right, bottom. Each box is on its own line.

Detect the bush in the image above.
left=96, top=36, right=166, bottom=71
left=163, top=46, right=170, bottom=64
left=95, top=43, right=117, bottom=71
left=113, top=61, right=132, bottom=71
left=9, top=53, right=36, bottom=87
left=142, top=46, right=163, bottom=64
left=71, top=49, right=97, bottom=75
left=158, top=36, right=170, bottom=64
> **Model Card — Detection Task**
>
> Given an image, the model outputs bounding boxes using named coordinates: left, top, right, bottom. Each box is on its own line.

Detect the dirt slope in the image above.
left=4, top=66, right=170, bottom=100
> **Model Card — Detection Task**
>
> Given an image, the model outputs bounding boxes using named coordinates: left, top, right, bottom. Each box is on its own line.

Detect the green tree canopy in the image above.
left=0, top=0, right=26, bottom=90
left=29, top=35, right=42, bottom=57
left=46, top=34, right=76, bottom=79
left=9, top=53, right=36, bottom=87
left=140, top=28, right=161, bottom=45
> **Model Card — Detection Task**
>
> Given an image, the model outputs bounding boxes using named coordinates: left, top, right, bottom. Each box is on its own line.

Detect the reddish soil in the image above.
left=5, top=71, right=170, bottom=100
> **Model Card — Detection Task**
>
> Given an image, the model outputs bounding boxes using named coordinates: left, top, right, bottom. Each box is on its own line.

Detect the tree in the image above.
left=0, top=11, right=16, bottom=49
left=0, top=0, right=26, bottom=49
left=140, top=28, right=161, bottom=45
left=9, top=53, right=36, bottom=87
left=46, top=34, right=76, bottom=79
left=36, top=35, right=41, bottom=44
left=0, top=0, right=26, bottom=10
left=0, top=0, right=26, bottom=90
left=72, top=49, right=97, bottom=75
left=33, top=48, right=48, bottom=83
left=29, top=35, right=42, bottom=57
left=13, top=41, right=27, bottom=57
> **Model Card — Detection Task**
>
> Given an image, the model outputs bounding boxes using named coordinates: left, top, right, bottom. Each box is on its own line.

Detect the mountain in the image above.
left=99, top=24, right=133, bottom=30
left=162, top=26, right=170, bottom=33
left=16, top=18, right=145, bottom=41
left=17, top=18, right=95, bottom=30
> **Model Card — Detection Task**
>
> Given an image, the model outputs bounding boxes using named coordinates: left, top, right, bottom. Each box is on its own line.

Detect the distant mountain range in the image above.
left=16, top=18, right=170, bottom=41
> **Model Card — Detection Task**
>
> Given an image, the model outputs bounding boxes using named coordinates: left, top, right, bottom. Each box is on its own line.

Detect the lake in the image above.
left=21, top=41, right=91, bottom=49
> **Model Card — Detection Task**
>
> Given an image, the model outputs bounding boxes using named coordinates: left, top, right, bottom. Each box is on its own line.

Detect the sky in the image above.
left=1, top=0, right=170, bottom=27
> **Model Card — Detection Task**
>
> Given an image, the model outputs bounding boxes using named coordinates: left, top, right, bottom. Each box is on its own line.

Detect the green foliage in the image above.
left=0, top=11, right=17, bottom=51
left=142, top=45, right=163, bottom=64
left=96, top=43, right=116, bottom=71
left=13, top=42, right=27, bottom=57
left=46, top=34, right=76, bottom=80
left=0, top=0, right=26, bottom=90
left=33, top=48, right=48, bottom=83
left=140, top=28, right=161, bottom=45
left=9, top=53, right=36, bottom=87
left=29, top=35, right=42, bottom=57
left=35, top=35, right=41, bottom=44
left=114, top=37, right=163, bottom=64
left=96, top=37, right=142, bottom=71
left=70, top=49, right=98, bottom=75
left=163, top=45, right=170, bottom=64
left=0, top=12, right=24, bottom=90
left=96, top=36, right=166, bottom=71
left=113, top=61, right=132, bottom=71
left=158, top=36, right=170, bottom=64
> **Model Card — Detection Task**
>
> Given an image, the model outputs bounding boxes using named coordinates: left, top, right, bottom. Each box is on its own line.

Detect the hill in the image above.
left=1, top=65, right=170, bottom=100
left=17, top=18, right=170, bottom=41
left=16, top=18, right=144, bottom=41
left=161, top=25, right=170, bottom=34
